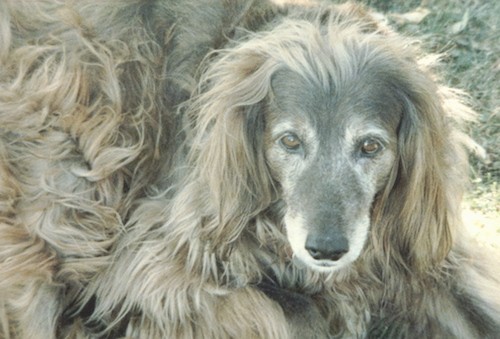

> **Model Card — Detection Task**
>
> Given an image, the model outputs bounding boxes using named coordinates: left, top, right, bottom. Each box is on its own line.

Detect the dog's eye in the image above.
left=360, top=138, right=383, bottom=156
left=280, top=133, right=302, bottom=151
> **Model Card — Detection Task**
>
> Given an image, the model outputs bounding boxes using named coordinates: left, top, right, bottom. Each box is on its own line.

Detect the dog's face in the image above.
left=265, top=68, right=402, bottom=272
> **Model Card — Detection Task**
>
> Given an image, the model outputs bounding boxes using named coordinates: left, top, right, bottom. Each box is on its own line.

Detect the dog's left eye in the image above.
left=360, top=138, right=383, bottom=156
left=280, top=133, right=302, bottom=152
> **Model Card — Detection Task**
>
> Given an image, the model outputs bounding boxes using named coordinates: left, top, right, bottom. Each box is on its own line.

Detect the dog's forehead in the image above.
left=269, top=67, right=402, bottom=133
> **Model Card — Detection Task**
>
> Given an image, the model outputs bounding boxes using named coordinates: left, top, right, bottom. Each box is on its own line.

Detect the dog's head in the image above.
left=264, top=65, right=401, bottom=271
left=189, top=5, right=469, bottom=273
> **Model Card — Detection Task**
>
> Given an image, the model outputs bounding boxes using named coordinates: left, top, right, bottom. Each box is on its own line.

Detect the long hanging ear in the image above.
left=206, top=101, right=275, bottom=242
left=186, top=52, right=279, bottom=246
left=371, top=68, right=470, bottom=273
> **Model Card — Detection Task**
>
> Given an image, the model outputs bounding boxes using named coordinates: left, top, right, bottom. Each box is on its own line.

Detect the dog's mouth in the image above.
left=293, top=254, right=351, bottom=273
left=291, top=255, right=348, bottom=273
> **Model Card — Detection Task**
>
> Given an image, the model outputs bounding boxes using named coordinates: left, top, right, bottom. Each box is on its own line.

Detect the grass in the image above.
left=343, top=0, right=500, bottom=246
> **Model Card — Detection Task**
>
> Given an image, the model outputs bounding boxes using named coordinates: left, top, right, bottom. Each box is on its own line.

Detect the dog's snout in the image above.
left=305, top=235, right=349, bottom=261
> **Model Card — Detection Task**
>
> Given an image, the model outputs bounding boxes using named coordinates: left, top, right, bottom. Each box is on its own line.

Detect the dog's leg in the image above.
left=257, top=280, right=331, bottom=339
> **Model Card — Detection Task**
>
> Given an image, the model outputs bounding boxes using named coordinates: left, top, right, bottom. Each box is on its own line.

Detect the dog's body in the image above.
left=0, top=0, right=499, bottom=338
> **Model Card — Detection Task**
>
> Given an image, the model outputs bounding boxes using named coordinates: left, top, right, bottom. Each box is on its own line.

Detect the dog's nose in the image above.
left=305, top=235, right=349, bottom=261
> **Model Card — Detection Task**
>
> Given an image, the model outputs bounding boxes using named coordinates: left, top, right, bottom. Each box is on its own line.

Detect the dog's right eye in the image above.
left=359, top=138, right=383, bottom=157
left=280, top=133, right=302, bottom=152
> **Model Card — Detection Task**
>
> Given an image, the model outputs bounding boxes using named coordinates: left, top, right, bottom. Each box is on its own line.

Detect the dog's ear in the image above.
left=371, top=67, right=470, bottom=273
left=186, top=52, right=278, bottom=246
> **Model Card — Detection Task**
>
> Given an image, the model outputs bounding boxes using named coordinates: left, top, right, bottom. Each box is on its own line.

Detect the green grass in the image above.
left=344, top=0, right=500, bottom=246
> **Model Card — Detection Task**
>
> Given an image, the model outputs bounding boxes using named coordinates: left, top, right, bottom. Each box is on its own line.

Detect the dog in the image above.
left=1, top=0, right=499, bottom=338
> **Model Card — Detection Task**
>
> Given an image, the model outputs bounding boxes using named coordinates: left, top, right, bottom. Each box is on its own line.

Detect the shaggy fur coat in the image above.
left=0, top=0, right=499, bottom=338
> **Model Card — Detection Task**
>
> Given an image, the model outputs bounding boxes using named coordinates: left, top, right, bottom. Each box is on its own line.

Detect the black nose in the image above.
left=305, top=235, right=349, bottom=261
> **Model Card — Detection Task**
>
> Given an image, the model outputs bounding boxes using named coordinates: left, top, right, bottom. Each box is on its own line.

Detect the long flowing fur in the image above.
left=0, top=0, right=499, bottom=338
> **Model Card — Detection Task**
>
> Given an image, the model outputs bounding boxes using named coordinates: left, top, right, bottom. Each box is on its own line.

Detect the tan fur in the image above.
left=0, top=0, right=499, bottom=338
